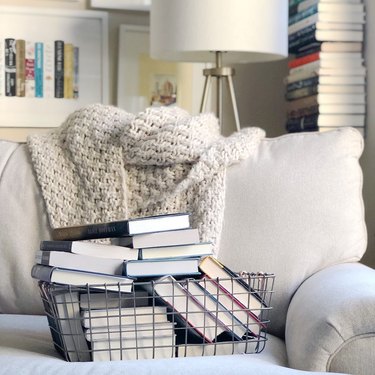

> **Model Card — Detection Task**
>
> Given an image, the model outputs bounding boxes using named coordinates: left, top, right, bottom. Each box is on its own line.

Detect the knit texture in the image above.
left=27, top=104, right=265, bottom=254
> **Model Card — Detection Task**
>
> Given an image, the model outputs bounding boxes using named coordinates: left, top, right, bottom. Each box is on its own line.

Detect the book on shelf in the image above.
left=320, top=42, right=363, bottom=53
left=51, top=212, right=191, bottom=241
left=63, top=43, right=74, bottom=99
left=122, top=257, right=201, bottom=279
left=54, top=40, right=64, bottom=98
left=81, top=305, right=169, bottom=328
left=31, top=264, right=133, bottom=293
left=25, top=41, right=35, bottom=98
left=286, top=71, right=366, bottom=86
left=35, top=250, right=124, bottom=275
left=286, top=113, right=365, bottom=129
left=286, top=85, right=318, bottom=100
left=44, top=41, right=54, bottom=98
left=40, top=240, right=138, bottom=261
left=114, top=228, right=200, bottom=249
left=15, top=39, right=25, bottom=97
left=34, top=42, right=43, bottom=98
left=198, top=256, right=265, bottom=316
left=5, top=38, right=16, bottom=97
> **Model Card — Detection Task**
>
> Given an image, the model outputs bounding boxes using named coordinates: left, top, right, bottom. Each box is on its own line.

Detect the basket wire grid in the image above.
left=38, top=273, right=275, bottom=362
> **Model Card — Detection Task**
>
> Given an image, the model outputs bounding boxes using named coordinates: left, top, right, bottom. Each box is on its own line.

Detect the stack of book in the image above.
left=32, top=212, right=267, bottom=361
left=285, top=0, right=366, bottom=135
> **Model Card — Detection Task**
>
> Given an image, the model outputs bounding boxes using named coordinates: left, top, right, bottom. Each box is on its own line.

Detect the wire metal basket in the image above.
left=38, top=272, right=275, bottom=362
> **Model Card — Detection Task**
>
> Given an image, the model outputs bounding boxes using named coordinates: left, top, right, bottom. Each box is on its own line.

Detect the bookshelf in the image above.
left=285, top=0, right=367, bottom=137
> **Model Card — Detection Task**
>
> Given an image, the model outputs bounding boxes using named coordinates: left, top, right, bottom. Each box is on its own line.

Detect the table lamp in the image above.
left=150, top=0, right=288, bottom=132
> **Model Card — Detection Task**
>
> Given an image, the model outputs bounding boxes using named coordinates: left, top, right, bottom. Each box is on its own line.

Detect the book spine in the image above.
left=288, top=52, right=320, bottom=69
left=73, top=46, right=79, bottom=99
left=286, top=86, right=318, bottom=101
left=25, top=41, right=35, bottom=98
left=286, top=114, right=319, bottom=132
left=289, top=4, right=318, bottom=26
left=289, top=24, right=317, bottom=45
left=287, top=103, right=319, bottom=119
left=44, top=41, right=54, bottom=98
left=54, top=40, right=64, bottom=98
left=289, top=0, right=319, bottom=17
left=15, top=39, right=26, bottom=97
left=35, top=42, right=44, bottom=98
left=288, top=13, right=318, bottom=36
left=40, top=240, right=73, bottom=252
left=0, top=39, right=4, bottom=97
left=289, top=0, right=306, bottom=8
left=289, top=60, right=320, bottom=76
left=286, top=76, right=319, bottom=92
left=289, top=29, right=318, bottom=53
left=5, top=38, right=16, bottom=97
left=31, top=264, right=53, bottom=281
left=63, top=43, right=73, bottom=99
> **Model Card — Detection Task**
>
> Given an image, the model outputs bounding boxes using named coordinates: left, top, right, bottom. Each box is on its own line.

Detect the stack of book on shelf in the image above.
left=285, top=0, right=366, bottom=136
left=32, top=212, right=268, bottom=361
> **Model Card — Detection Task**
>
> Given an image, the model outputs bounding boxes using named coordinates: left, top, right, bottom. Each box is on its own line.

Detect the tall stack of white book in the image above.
left=285, top=0, right=366, bottom=136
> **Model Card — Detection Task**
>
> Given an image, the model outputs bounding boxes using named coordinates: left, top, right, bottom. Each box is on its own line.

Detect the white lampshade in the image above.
left=150, top=0, right=288, bottom=64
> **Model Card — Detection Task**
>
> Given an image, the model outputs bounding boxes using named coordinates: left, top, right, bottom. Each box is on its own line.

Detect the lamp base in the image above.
left=199, top=52, right=241, bottom=133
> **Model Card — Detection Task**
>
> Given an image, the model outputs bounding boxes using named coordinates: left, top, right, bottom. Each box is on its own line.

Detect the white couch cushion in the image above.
left=219, top=128, right=366, bottom=337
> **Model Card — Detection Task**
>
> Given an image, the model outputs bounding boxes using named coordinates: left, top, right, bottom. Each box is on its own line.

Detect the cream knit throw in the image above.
left=27, top=104, right=265, bottom=255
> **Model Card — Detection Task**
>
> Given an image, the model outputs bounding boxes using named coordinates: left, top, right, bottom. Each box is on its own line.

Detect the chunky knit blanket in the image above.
left=27, top=104, right=265, bottom=254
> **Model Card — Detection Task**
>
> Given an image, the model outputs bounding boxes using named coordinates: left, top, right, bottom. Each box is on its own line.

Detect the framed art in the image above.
left=0, top=6, right=109, bottom=128
left=117, top=24, right=205, bottom=115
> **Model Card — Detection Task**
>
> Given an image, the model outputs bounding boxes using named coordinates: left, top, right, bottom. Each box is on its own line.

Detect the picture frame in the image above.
left=117, top=24, right=205, bottom=115
left=0, top=6, right=109, bottom=128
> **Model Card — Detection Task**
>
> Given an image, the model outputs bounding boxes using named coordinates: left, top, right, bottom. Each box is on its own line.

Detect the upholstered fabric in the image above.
left=0, top=314, right=345, bottom=375
left=219, top=128, right=366, bottom=337
left=286, top=263, right=375, bottom=374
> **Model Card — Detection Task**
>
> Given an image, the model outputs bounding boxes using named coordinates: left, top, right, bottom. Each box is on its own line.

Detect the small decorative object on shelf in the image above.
left=285, top=0, right=366, bottom=137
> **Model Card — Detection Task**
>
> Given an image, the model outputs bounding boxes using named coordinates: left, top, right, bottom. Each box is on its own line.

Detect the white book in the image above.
left=316, top=22, right=363, bottom=31
left=319, top=75, right=366, bottom=85
left=40, top=240, right=138, bottom=260
left=35, top=250, right=124, bottom=275
left=317, top=93, right=365, bottom=105
left=315, top=29, right=363, bottom=42
left=31, top=264, right=133, bottom=293
left=316, top=12, right=365, bottom=24
left=318, top=67, right=366, bottom=76
left=318, top=104, right=365, bottom=114
left=317, top=3, right=364, bottom=13
left=85, top=321, right=175, bottom=342
left=319, top=59, right=364, bottom=69
left=115, top=228, right=200, bottom=249
left=317, top=85, right=365, bottom=94
left=81, top=305, right=168, bottom=328
left=319, top=52, right=363, bottom=60
left=91, top=335, right=176, bottom=361
left=320, top=42, right=362, bottom=53
left=52, top=292, right=91, bottom=361
left=316, top=114, right=365, bottom=127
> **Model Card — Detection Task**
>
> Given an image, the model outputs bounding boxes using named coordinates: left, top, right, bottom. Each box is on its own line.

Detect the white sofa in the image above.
left=0, top=127, right=374, bottom=374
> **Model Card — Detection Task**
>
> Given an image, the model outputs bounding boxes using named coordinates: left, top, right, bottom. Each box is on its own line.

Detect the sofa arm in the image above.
left=285, top=263, right=375, bottom=375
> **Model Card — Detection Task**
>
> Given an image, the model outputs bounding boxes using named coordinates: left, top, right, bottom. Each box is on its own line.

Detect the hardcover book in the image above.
left=122, top=257, right=201, bottom=279
left=52, top=213, right=191, bottom=241
left=31, top=264, right=133, bottom=293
